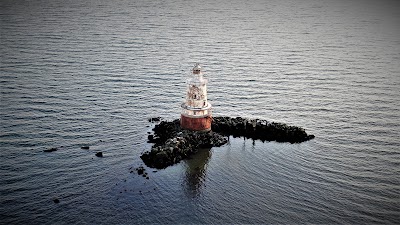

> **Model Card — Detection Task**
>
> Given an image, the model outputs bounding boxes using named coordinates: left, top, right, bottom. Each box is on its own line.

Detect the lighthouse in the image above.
left=180, top=64, right=212, bottom=131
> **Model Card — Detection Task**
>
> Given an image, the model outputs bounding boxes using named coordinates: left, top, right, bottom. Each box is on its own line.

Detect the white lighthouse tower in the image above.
left=180, top=64, right=212, bottom=131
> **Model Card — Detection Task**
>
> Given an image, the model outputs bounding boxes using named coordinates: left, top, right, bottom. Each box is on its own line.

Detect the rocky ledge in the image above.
left=141, top=119, right=227, bottom=169
left=141, top=117, right=314, bottom=169
left=211, top=117, right=315, bottom=143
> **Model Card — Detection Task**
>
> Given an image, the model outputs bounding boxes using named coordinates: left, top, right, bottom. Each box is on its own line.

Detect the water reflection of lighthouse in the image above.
left=180, top=64, right=212, bottom=131
left=184, top=148, right=212, bottom=197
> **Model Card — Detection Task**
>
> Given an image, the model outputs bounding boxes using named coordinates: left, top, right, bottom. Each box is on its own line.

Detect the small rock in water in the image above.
left=95, top=152, right=103, bottom=157
left=147, top=135, right=154, bottom=142
left=44, top=147, right=58, bottom=152
left=53, top=198, right=60, bottom=203
left=136, top=166, right=145, bottom=175
left=81, top=146, right=90, bottom=150
left=148, top=117, right=161, bottom=122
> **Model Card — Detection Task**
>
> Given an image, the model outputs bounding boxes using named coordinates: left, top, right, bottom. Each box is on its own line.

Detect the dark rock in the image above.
left=147, top=135, right=154, bottom=143
left=53, top=198, right=60, bottom=203
left=95, top=152, right=103, bottom=157
left=44, top=147, right=58, bottom=152
left=156, top=151, right=168, bottom=160
left=81, top=146, right=90, bottom=150
left=142, top=117, right=314, bottom=169
left=212, top=116, right=314, bottom=144
left=137, top=166, right=145, bottom=175
left=141, top=127, right=228, bottom=169
left=148, top=117, right=161, bottom=122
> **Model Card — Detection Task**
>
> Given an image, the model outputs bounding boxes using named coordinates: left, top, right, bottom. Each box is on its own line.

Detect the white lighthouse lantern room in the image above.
left=180, top=64, right=212, bottom=131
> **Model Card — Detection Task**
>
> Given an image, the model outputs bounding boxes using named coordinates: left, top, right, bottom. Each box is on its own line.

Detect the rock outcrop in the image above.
left=141, top=119, right=227, bottom=169
left=43, top=147, right=58, bottom=152
left=212, top=117, right=315, bottom=143
left=141, top=117, right=314, bottom=169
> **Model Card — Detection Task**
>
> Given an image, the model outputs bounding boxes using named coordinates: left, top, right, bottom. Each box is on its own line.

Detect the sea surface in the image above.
left=1, top=0, right=399, bottom=224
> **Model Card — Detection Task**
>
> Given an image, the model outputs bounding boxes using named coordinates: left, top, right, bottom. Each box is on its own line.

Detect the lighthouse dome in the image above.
left=188, top=63, right=207, bottom=85
left=192, top=63, right=202, bottom=74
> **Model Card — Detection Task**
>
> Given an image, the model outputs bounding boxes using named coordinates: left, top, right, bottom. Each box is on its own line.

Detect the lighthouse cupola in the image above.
left=180, top=64, right=212, bottom=131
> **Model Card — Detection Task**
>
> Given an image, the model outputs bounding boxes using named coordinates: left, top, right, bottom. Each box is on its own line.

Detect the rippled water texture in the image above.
left=1, top=0, right=399, bottom=224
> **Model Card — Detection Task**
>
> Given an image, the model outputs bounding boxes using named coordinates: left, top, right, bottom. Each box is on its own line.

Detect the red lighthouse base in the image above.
left=180, top=114, right=212, bottom=131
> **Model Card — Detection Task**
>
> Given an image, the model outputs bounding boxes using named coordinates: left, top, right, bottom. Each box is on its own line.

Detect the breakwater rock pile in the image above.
left=141, top=117, right=314, bottom=169
left=141, top=119, right=227, bottom=169
left=212, top=117, right=315, bottom=143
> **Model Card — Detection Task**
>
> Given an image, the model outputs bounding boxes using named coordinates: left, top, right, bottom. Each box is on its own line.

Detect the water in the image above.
left=1, top=0, right=399, bottom=224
